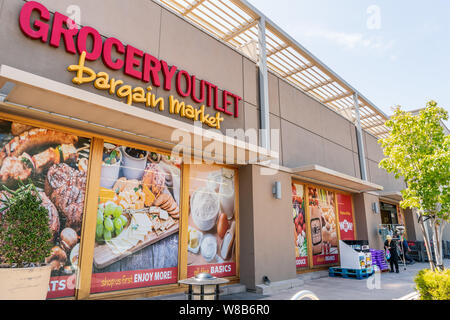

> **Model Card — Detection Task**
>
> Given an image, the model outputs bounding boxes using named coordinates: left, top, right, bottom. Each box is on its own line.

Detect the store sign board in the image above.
left=18, top=1, right=242, bottom=128
left=337, top=193, right=355, bottom=241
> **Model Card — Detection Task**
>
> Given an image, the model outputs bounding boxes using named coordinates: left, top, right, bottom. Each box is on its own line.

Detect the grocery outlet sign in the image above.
left=19, top=1, right=242, bottom=129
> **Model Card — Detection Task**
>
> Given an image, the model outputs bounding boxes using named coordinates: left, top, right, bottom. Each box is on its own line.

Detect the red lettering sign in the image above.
left=18, top=1, right=242, bottom=118
left=19, top=1, right=50, bottom=42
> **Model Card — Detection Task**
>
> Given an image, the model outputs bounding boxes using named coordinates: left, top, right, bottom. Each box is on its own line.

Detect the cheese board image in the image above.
left=93, top=209, right=179, bottom=269
left=93, top=143, right=181, bottom=270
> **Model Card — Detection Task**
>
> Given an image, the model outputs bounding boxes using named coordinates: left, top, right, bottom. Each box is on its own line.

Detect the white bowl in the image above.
left=200, top=234, right=218, bottom=262
left=121, top=147, right=149, bottom=180
left=190, top=187, right=219, bottom=232
left=100, top=146, right=122, bottom=189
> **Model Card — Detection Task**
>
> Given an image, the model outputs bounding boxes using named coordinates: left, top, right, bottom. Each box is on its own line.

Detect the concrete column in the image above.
left=353, top=192, right=383, bottom=249
left=258, top=16, right=270, bottom=151
left=238, top=165, right=296, bottom=290
left=353, top=93, right=368, bottom=180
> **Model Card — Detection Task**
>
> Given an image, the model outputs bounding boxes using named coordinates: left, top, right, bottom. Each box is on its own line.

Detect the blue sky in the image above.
left=249, top=0, right=450, bottom=126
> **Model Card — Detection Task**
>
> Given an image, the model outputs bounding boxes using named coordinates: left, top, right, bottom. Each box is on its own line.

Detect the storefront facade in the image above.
left=0, top=0, right=424, bottom=299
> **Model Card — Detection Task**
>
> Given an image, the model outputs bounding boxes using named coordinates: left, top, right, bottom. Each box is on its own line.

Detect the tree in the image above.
left=378, top=101, right=449, bottom=271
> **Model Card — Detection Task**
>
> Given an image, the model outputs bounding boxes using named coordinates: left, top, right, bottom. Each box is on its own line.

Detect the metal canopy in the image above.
left=291, top=164, right=383, bottom=193
left=156, top=0, right=390, bottom=139
left=376, top=191, right=403, bottom=202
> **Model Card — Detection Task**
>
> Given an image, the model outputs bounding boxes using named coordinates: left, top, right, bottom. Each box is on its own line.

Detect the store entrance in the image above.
left=380, top=202, right=398, bottom=225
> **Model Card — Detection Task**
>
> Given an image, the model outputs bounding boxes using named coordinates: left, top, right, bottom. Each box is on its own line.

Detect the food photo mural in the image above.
left=308, top=187, right=339, bottom=266
left=0, top=120, right=91, bottom=299
left=292, top=183, right=308, bottom=268
left=90, top=143, right=182, bottom=294
left=187, top=164, right=237, bottom=278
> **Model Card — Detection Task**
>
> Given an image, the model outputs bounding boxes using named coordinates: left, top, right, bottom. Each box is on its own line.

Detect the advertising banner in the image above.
left=292, top=183, right=308, bottom=268
left=90, top=143, right=181, bottom=294
left=308, top=187, right=339, bottom=266
left=336, top=193, right=355, bottom=241
left=0, top=119, right=91, bottom=299
left=90, top=267, right=178, bottom=294
left=187, top=165, right=237, bottom=278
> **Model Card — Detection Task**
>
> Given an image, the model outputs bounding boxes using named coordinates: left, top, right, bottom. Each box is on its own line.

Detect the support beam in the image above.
left=282, top=63, right=313, bottom=78
left=258, top=17, right=270, bottom=151
left=360, top=113, right=380, bottom=121
left=323, top=92, right=353, bottom=104
left=354, top=93, right=368, bottom=181
left=223, top=19, right=258, bottom=41
left=182, top=0, right=206, bottom=16
left=267, top=44, right=288, bottom=57
left=372, top=129, right=390, bottom=136
left=305, top=79, right=334, bottom=92
left=362, top=121, right=385, bottom=130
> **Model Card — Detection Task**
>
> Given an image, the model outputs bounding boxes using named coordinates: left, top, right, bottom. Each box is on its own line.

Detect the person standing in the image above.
left=384, top=235, right=399, bottom=273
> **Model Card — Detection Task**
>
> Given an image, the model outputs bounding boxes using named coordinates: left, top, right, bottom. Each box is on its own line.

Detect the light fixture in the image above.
left=372, top=202, right=379, bottom=214
left=272, top=181, right=281, bottom=199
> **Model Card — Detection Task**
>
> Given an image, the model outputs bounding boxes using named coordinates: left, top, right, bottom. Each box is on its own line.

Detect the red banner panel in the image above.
left=337, top=194, right=356, bottom=241
left=187, top=262, right=236, bottom=278
left=313, top=254, right=339, bottom=266
left=47, top=275, right=76, bottom=299
left=90, top=267, right=178, bottom=294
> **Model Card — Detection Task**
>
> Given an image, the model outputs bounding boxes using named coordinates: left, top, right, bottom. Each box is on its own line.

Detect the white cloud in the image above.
left=301, top=28, right=395, bottom=53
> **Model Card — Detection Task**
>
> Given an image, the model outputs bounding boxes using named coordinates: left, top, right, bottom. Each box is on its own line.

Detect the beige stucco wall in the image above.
left=403, top=208, right=422, bottom=241
left=363, top=132, right=407, bottom=192
left=353, top=193, right=384, bottom=249
left=270, top=74, right=362, bottom=180
left=238, top=164, right=297, bottom=290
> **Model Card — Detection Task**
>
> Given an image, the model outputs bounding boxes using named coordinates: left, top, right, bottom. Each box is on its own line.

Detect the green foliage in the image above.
left=378, top=101, right=450, bottom=220
left=0, top=182, right=52, bottom=267
left=414, top=268, right=450, bottom=300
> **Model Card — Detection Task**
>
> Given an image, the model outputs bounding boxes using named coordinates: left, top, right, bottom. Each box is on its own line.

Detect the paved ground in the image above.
left=146, top=259, right=448, bottom=300
left=222, top=259, right=449, bottom=300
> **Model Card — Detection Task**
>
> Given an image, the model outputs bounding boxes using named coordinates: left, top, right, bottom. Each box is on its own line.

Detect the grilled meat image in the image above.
left=39, top=191, right=60, bottom=240
left=45, top=163, right=86, bottom=233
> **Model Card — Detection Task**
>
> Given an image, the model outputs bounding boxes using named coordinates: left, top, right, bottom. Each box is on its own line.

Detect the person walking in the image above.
left=384, top=235, right=399, bottom=273
left=400, top=235, right=415, bottom=264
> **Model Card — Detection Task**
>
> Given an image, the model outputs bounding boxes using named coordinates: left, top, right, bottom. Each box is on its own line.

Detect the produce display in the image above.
left=93, top=143, right=181, bottom=269
left=292, top=183, right=308, bottom=260
left=0, top=120, right=91, bottom=298
left=187, top=165, right=237, bottom=277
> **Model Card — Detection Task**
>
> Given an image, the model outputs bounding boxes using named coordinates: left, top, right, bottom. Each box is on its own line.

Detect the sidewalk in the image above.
left=145, top=259, right=448, bottom=300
